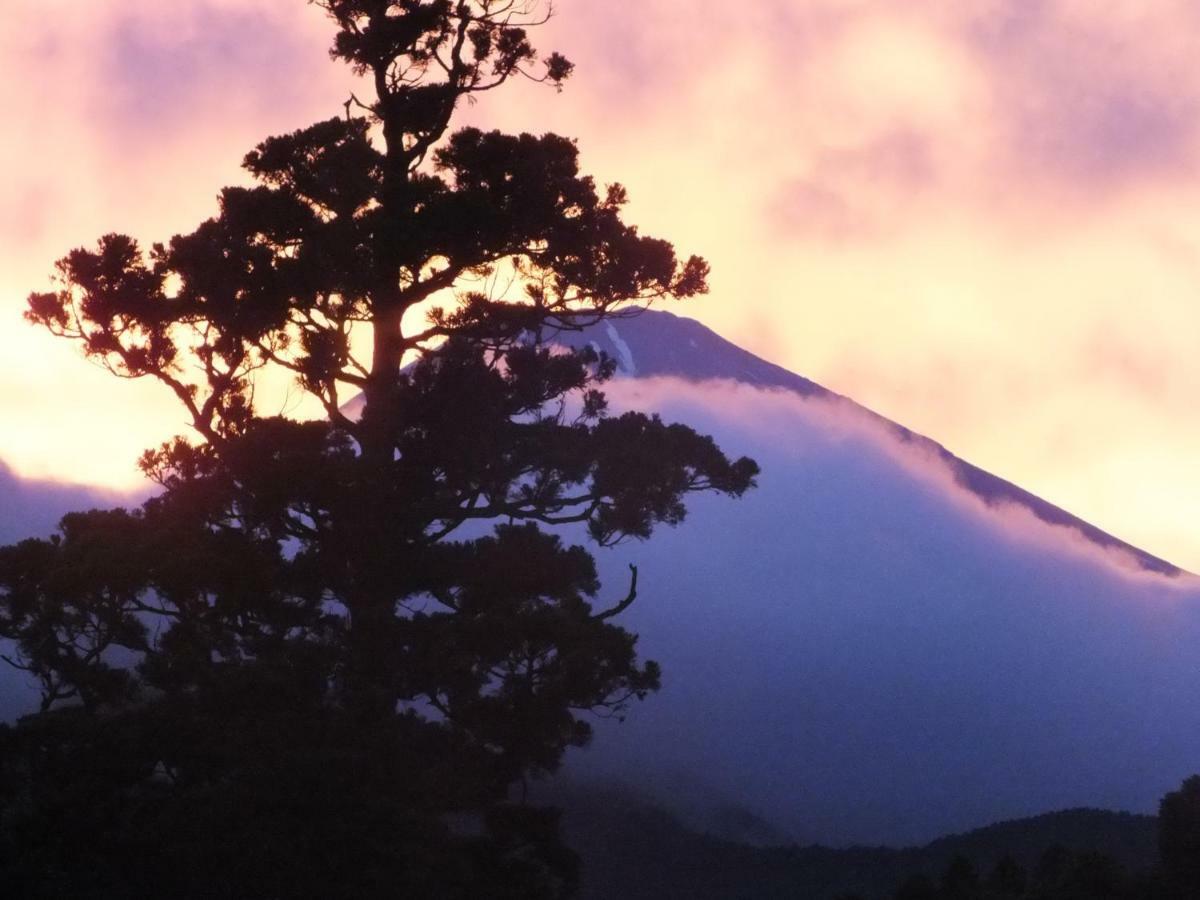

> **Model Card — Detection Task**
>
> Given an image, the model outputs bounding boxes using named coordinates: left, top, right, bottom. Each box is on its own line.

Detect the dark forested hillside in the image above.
left=556, top=785, right=1157, bottom=900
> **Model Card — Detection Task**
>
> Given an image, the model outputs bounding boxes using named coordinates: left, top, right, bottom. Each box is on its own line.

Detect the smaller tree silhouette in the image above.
left=1159, top=774, right=1200, bottom=892
left=893, top=873, right=938, bottom=900
left=985, top=855, right=1027, bottom=896
left=940, top=854, right=980, bottom=899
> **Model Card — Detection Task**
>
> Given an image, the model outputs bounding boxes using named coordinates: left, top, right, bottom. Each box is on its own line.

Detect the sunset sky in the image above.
left=5, top=1, right=1200, bottom=570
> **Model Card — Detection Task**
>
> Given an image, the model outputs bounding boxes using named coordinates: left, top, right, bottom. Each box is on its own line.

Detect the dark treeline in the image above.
left=879, top=776, right=1200, bottom=900
left=558, top=776, right=1200, bottom=900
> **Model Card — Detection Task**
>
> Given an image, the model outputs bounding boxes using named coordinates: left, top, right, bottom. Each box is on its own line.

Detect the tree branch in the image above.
left=591, top=564, right=637, bottom=621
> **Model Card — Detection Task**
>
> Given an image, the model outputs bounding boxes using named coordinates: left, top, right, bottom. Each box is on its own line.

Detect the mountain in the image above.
left=525, top=309, right=1200, bottom=846
left=3, top=310, right=1198, bottom=849
left=550, top=309, right=1179, bottom=576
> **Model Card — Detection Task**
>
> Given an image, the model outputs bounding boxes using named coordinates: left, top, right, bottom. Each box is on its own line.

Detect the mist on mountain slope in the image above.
left=565, top=376, right=1200, bottom=846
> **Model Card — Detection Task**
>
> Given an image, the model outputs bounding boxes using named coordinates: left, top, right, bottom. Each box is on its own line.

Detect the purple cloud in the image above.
left=99, top=4, right=330, bottom=145
left=770, top=128, right=939, bottom=239
left=961, top=2, right=1200, bottom=188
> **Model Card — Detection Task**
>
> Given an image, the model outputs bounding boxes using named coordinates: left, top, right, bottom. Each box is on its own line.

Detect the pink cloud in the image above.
left=769, top=127, right=939, bottom=239
left=97, top=5, right=328, bottom=146
left=959, top=2, right=1200, bottom=192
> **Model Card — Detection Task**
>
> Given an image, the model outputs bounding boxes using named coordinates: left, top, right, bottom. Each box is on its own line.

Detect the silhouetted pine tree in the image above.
left=0, top=3, right=756, bottom=896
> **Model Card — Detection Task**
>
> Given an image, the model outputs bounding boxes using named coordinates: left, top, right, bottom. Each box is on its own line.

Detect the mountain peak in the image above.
left=550, top=309, right=1180, bottom=577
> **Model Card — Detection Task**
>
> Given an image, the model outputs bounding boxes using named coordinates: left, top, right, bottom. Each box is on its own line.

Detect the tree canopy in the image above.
left=0, top=2, right=756, bottom=896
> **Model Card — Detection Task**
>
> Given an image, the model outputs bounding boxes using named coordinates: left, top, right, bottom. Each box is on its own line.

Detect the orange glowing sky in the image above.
left=4, top=1, right=1200, bottom=570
